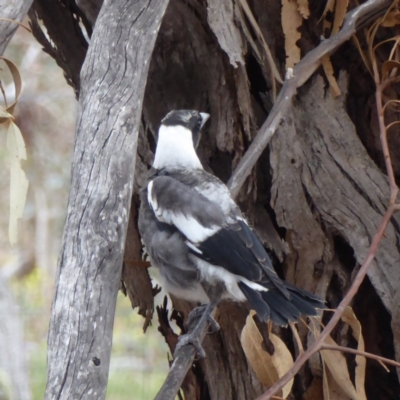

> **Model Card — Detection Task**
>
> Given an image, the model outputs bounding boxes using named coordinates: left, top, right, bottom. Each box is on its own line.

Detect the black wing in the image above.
left=148, top=175, right=289, bottom=297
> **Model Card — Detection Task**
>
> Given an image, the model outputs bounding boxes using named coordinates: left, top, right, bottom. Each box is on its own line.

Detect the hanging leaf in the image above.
left=0, top=57, right=27, bottom=246
left=321, top=0, right=335, bottom=32
left=382, top=60, right=400, bottom=78
left=341, top=307, right=367, bottom=399
left=322, top=360, right=353, bottom=400
left=381, top=11, right=400, bottom=27
left=241, top=311, right=294, bottom=398
left=0, top=56, right=22, bottom=118
left=332, top=0, right=349, bottom=34
left=321, top=335, right=362, bottom=400
left=321, top=55, right=341, bottom=97
left=0, top=106, right=13, bottom=119
left=7, top=120, right=29, bottom=246
left=296, top=0, right=310, bottom=19
left=303, top=378, right=324, bottom=400
left=281, top=0, right=303, bottom=69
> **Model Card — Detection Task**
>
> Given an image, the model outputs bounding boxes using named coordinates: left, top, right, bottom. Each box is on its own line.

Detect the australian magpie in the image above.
left=138, top=109, right=325, bottom=357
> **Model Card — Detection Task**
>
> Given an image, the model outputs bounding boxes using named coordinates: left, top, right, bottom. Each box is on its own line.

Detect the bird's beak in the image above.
left=199, top=112, right=210, bottom=129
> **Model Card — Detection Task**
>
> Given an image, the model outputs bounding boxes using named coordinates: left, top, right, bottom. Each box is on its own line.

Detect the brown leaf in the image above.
left=382, top=60, right=400, bottom=78
left=281, top=0, right=303, bottom=69
left=332, top=0, right=349, bottom=34
left=320, top=335, right=360, bottom=400
left=321, top=0, right=335, bottom=31
left=296, top=0, right=310, bottom=19
left=321, top=55, right=341, bottom=97
left=302, top=378, right=323, bottom=400
left=341, top=307, right=366, bottom=399
left=322, top=360, right=353, bottom=400
left=241, top=311, right=294, bottom=398
left=381, top=11, right=400, bottom=27
left=0, top=57, right=22, bottom=121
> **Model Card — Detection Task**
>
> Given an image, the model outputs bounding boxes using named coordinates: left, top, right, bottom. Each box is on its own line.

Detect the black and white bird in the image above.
left=138, top=110, right=324, bottom=356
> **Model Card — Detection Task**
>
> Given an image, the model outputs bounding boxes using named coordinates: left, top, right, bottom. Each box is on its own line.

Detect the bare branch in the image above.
left=321, top=344, right=400, bottom=369
left=0, top=0, right=33, bottom=55
left=228, top=0, right=392, bottom=198
left=154, top=311, right=213, bottom=400
left=258, top=5, right=400, bottom=398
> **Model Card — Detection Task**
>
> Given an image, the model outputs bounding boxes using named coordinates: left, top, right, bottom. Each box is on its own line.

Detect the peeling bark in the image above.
left=44, top=1, right=169, bottom=398
left=24, top=0, right=400, bottom=398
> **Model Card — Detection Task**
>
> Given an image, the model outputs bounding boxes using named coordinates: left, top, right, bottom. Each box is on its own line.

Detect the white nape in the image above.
left=153, top=125, right=203, bottom=170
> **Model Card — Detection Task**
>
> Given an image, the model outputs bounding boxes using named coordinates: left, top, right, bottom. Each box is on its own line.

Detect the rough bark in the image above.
left=44, top=1, right=169, bottom=399
left=28, top=0, right=400, bottom=398
left=0, top=0, right=33, bottom=54
left=29, top=0, right=89, bottom=96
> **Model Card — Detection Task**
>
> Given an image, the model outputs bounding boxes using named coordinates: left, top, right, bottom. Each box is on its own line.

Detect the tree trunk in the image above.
left=28, top=0, right=400, bottom=398
left=41, top=1, right=169, bottom=399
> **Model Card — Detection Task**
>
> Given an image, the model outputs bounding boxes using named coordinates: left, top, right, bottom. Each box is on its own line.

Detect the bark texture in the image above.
left=43, top=1, right=169, bottom=399
left=29, top=0, right=400, bottom=398
left=0, top=0, right=33, bottom=54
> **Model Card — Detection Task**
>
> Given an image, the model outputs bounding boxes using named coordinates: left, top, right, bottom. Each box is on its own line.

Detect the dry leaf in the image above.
left=341, top=307, right=366, bottom=399
left=296, top=0, right=310, bottom=19
left=0, top=106, right=12, bottom=119
left=332, top=0, right=349, bottom=34
left=0, top=57, right=22, bottom=118
left=0, top=57, right=26, bottom=246
left=241, top=311, right=294, bottom=398
left=281, top=0, right=303, bottom=69
left=322, top=361, right=353, bottom=400
left=302, top=377, right=323, bottom=400
left=7, top=120, right=29, bottom=246
left=381, top=11, right=400, bottom=27
left=382, top=60, right=400, bottom=78
left=321, top=0, right=335, bottom=32
left=320, top=335, right=360, bottom=400
left=321, top=55, right=341, bottom=97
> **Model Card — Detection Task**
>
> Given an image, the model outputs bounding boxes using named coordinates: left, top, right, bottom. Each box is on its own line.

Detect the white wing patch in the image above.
left=190, top=256, right=269, bottom=301
left=147, top=180, right=220, bottom=243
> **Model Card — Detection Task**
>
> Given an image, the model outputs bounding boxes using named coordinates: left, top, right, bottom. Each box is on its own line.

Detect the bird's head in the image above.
left=161, top=110, right=209, bottom=148
left=153, top=110, right=210, bottom=170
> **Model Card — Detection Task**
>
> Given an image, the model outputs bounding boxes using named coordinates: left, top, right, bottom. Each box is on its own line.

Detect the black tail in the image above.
left=238, top=281, right=325, bottom=326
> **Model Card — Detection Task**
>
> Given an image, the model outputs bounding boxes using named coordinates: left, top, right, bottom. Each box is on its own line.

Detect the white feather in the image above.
left=191, top=256, right=268, bottom=301
left=147, top=181, right=220, bottom=242
left=160, top=276, right=210, bottom=303
left=153, top=125, right=203, bottom=170
left=186, top=241, right=203, bottom=254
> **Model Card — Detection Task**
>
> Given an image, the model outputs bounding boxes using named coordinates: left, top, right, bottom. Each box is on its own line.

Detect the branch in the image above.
left=44, top=1, right=169, bottom=399
left=228, top=0, right=392, bottom=198
left=321, top=344, right=400, bottom=369
left=0, top=0, right=33, bottom=55
left=258, top=7, right=399, bottom=398
left=258, top=204, right=399, bottom=399
left=154, top=312, right=213, bottom=400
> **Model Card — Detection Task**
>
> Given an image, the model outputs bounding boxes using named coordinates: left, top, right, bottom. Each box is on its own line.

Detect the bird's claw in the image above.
left=186, top=305, right=220, bottom=333
left=174, top=333, right=206, bottom=358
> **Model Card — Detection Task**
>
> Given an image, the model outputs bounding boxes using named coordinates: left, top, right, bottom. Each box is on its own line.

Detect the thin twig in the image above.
left=258, top=203, right=398, bottom=399
left=0, top=17, right=31, bottom=32
left=258, top=12, right=399, bottom=400
left=154, top=310, right=214, bottom=400
left=228, top=0, right=392, bottom=198
left=321, top=344, right=400, bottom=369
